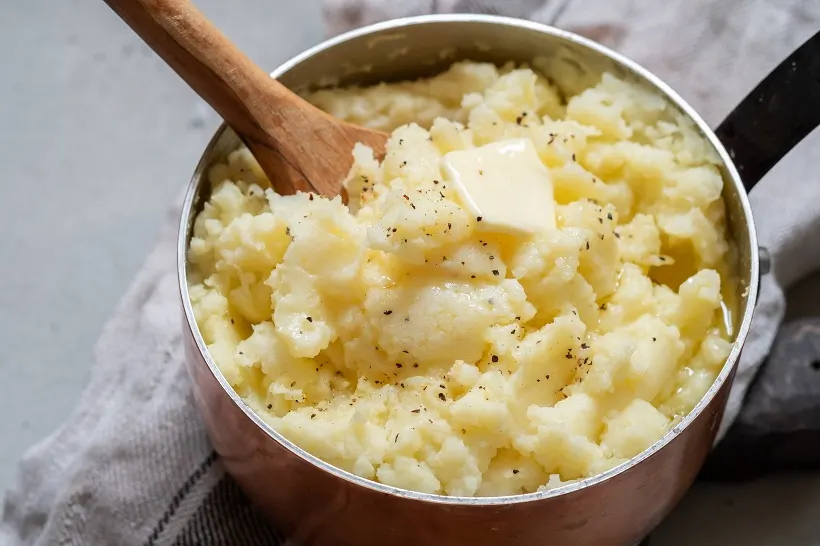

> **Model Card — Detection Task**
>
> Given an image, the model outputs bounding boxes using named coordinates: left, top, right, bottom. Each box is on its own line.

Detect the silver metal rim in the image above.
left=177, top=13, right=760, bottom=506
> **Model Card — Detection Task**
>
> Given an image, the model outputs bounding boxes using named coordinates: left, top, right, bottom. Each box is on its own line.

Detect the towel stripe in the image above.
left=171, top=475, right=282, bottom=545
left=144, top=451, right=219, bottom=546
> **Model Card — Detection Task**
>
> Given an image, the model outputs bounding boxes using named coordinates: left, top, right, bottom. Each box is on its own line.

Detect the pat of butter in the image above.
left=442, top=138, right=556, bottom=235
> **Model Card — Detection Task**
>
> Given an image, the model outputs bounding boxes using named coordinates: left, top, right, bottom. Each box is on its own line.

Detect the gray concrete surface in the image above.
left=1, top=0, right=819, bottom=544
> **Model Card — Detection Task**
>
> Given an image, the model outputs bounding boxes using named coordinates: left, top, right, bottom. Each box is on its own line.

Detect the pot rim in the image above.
left=177, top=13, right=760, bottom=506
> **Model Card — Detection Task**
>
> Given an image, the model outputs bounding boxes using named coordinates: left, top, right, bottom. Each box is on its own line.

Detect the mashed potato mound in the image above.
left=188, top=62, right=736, bottom=497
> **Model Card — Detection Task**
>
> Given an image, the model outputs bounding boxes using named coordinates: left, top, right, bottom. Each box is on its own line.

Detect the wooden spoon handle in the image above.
left=102, top=0, right=316, bottom=193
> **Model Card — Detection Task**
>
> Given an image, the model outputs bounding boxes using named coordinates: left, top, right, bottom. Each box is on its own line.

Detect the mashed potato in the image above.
left=188, top=61, right=736, bottom=496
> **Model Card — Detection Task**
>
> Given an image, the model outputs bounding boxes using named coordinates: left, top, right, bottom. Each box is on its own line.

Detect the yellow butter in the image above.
left=442, top=138, right=556, bottom=235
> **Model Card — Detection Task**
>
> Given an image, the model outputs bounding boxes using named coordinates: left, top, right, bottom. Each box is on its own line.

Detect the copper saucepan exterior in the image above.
left=176, top=14, right=813, bottom=546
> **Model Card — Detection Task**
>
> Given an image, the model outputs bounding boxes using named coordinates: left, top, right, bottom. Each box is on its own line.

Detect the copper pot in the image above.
left=177, top=15, right=819, bottom=546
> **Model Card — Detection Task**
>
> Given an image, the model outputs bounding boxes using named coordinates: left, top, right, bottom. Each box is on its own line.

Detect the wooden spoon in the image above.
left=102, top=0, right=388, bottom=197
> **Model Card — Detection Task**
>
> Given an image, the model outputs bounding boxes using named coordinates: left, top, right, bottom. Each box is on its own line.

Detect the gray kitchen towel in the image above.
left=2, top=1, right=819, bottom=545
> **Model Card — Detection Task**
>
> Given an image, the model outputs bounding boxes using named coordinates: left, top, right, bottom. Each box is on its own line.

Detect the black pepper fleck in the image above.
left=491, top=355, right=499, bottom=363
left=438, top=393, right=446, bottom=401
left=384, top=310, right=393, bottom=315
left=492, top=269, right=499, bottom=276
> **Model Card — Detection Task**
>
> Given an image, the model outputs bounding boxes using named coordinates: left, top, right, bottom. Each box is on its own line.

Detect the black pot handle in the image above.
left=714, top=30, right=820, bottom=192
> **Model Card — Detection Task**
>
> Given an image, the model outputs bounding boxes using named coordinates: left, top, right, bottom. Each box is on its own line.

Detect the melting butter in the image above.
left=442, top=138, right=556, bottom=235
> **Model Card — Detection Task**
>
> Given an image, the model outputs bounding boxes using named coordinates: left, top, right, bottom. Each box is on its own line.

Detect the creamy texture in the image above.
left=443, top=138, right=556, bottom=235
left=188, top=61, right=736, bottom=497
